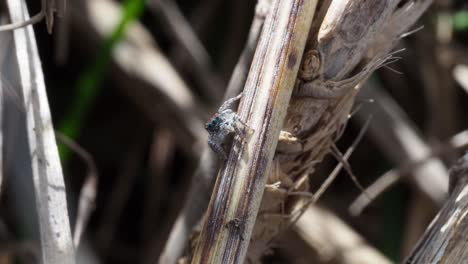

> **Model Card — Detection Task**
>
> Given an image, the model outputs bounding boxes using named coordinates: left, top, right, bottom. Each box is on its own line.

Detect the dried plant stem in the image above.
left=246, top=0, right=436, bottom=260
left=158, top=1, right=270, bottom=262
left=0, top=9, right=45, bottom=32
left=0, top=0, right=66, bottom=33
left=293, top=206, right=392, bottom=264
left=404, top=154, right=468, bottom=263
left=7, top=0, right=75, bottom=262
left=191, top=1, right=318, bottom=263
left=350, top=128, right=468, bottom=215
left=350, top=80, right=449, bottom=215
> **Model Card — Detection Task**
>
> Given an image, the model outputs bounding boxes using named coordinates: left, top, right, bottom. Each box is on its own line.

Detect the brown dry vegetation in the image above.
left=0, top=0, right=467, bottom=264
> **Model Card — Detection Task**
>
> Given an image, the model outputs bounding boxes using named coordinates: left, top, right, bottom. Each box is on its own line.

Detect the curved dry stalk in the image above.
left=190, top=1, right=318, bottom=263
left=55, top=132, right=98, bottom=248
left=350, top=129, right=468, bottom=216
left=0, top=9, right=45, bottom=32
left=348, top=79, right=449, bottom=216
left=0, top=0, right=65, bottom=33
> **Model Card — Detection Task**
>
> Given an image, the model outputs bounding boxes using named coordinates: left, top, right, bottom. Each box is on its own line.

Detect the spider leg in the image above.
left=208, top=139, right=228, bottom=159
left=218, top=93, right=243, bottom=112
left=235, top=117, right=254, bottom=137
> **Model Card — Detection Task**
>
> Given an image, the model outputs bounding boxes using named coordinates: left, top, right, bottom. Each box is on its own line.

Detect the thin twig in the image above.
left=314, top=117, right=371, bottom=202
left=330, top=143, right=371, bottom=200
left=0, top=10, right=45, bottom=32
left=350, top=129, right=468, bottom=215
left=349, top=80, right=450, bottom=216
left=285, top=117, right=371, bottom=226
left=0, top=0, right=66, bottom=33
left=363, top=79, right=449, bottom=196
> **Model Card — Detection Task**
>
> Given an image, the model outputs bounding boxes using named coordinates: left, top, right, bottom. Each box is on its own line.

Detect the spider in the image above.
left=205, top=93, right=252, bottom=159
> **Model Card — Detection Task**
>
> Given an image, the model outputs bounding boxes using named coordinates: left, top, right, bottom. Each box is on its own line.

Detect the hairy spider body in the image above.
left=205, top=94, right=250, bottom=159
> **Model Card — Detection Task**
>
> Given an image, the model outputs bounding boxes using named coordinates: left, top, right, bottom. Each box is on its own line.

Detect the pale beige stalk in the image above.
left=190, top=0, right=318, bottom=263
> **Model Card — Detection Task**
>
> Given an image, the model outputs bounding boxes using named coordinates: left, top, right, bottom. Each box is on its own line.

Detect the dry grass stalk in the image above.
left=247, top=0, right=435, bottom=262
left=179, top=1, right=435, bottom=263
left=293, top=206, right=392, bottom=264
left=349, top=80, right=448, bottom=216
left=158, top=2, right=271, bottom=263
left=190, top=0, right=319, bottom=263
left=6, top=0, right=75, bottom=262
left=404, top=154, right=468, bottom=263
left=0, top=0, right=66, bottom=33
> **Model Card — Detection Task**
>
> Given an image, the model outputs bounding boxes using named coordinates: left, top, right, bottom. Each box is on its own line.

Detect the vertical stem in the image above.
left=191, top=0, right=317, bottom=263
left=7, top=0, right=75, bottom=262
